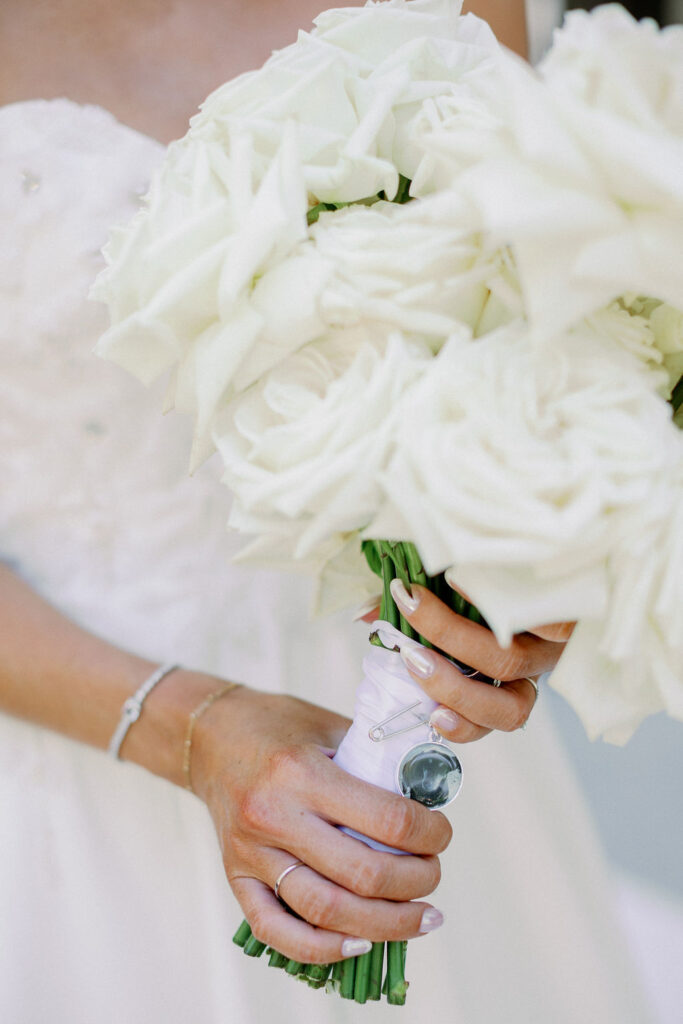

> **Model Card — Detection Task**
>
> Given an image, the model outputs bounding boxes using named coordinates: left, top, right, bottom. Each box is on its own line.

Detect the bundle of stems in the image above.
left=232, top=539, right=483, bottom=1004
left=233, top=921, right=408, bottom=1004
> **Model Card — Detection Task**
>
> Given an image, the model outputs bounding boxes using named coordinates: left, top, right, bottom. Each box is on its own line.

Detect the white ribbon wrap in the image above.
left=332, top=621, right=441, bottom=854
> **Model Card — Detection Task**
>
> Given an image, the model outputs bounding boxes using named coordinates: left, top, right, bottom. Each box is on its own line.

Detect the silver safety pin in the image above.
left=368, top=700, right=431, bottom=743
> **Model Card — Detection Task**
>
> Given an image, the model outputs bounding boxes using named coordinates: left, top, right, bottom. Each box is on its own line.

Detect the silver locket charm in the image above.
left=396, top=732, right=463, bottom=809
left=369, top=699, right=463, bottom=810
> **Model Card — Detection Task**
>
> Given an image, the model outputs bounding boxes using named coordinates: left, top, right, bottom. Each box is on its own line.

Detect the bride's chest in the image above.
left=0, top=101, right=197, bottom=506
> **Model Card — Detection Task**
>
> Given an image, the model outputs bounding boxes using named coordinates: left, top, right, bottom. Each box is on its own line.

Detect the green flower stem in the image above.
left=340, top=956, right=357, bottom=999
left=243, top=935, right=267, bottom=958
left=387, top=940, right=409, bottom=1005
left=353, top=948, right=373, bottom=1003
left=403, top=542, right=427, bottom=586
left=284, top=959, right=304, bottom=976
left=304, top=963, right=332, bottom=985
left=672, top=373, right=683, bottom=414
left=233, top=919, right=252, bottom=948
left=331, top=960, right=343, bottom=988
left=380, top=548, right=400, bottom=629
left=268, top=950, right=288, bottom=969
left=385, top=541, right=417, bottom=639
left=368, top=942, right=385, bottom=1001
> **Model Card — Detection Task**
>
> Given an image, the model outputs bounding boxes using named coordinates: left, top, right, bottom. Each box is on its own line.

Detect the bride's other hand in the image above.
left=0, top=567, right=448, bottom=967
left=189, top=686, right=451, bottom=965
left=384, top=580, right=573, bottom=743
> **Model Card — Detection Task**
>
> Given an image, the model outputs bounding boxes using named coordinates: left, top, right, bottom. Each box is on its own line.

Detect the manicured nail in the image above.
left=400, top=644, right=435, bottom=679
left=342, top=938, right=373, bottom=957
left=390, top=578, right=419, bottom=615
left=444, top=566, right=459, bottom=590
left=419, top=908, right=444, bottom=934
left=352, top=595, right=382, bottom=622
left=430, top=708, right=459, bottom=734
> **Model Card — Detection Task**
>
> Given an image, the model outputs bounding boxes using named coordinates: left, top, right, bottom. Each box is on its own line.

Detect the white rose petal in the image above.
left=438, top=9, right=683, bottom=337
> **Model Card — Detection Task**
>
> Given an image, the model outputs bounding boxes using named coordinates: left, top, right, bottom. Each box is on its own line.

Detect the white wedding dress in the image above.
left=0, top=99, right=654, bottom=1024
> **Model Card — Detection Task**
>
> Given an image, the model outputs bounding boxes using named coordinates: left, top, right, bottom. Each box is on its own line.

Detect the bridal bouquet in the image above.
left=93, top=0, right=683, bottom=1004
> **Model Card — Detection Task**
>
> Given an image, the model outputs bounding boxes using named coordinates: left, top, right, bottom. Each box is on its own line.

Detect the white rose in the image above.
left=213, top=328, right=430, bottom=567
left=446, top=7, right=683, bottom=337
left=370, top=320, right=676, bottom=578
left=596, top=296, right=683, bottom=401
left=308, top=192, right=520, bottom=337
left=93, top=0, right=501, bottom=464
left=550, top=468, right=683, bottom=743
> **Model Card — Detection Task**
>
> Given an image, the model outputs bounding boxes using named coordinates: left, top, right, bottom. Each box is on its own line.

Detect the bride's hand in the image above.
left=189, top=685, right=451, bottom=964
left=385, top=579, right=574, bottom=743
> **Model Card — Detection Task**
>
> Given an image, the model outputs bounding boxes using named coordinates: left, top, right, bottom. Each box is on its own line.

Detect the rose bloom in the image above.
left=212, top=329, right=430, bottom=612
left=92, top=0, right=500, bottom=468
left=421, top=6, right=683, bottom=338
left=367, top=318, right=682, bottom=740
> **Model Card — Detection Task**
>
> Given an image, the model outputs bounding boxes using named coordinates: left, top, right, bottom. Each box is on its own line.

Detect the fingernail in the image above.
left=400, top=645, right=434, bottom=679
left=419, top=908, right=444, bottom=934
left=444, top=567, right=459, bottom=590
left=390, top=578, right=419, bottom=615
left=352, top=595, right=382, bottom=622
left=342, top=938, right=373, bottom=957
left=430, top=708, right=459, bottom=733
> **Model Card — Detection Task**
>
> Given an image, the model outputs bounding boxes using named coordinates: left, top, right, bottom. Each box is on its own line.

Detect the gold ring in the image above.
left=273, top=860, right=305, bottom=902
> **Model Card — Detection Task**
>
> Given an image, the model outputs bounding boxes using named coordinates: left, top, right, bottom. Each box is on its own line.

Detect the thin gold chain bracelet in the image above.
left=183, top=682, right=241, bottom=792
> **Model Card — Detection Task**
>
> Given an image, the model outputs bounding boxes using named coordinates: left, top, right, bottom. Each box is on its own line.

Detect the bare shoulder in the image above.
left=462, top=0, right=528, bottom=57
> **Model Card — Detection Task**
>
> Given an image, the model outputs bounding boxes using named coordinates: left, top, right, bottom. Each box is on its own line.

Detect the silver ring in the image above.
left=519, top=677, right=539, bottom=731
left=273, top=860, right=305, bottom=902
left=524, top=676, right=539, bottom=702
left=492, top=678, right=502, bottom=687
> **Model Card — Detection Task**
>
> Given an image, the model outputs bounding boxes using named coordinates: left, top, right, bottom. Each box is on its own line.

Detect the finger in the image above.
left=527, top=622, right=575, bottom=643
left=273, top=860, right=443, bottom=942
left=231, top=876, right=371, bottom=964
left=390, top=579, right=564, bottom=680
left=352, top=596, right=382, bottom=624
left=428, top=707, right=491, bottom=743
left=400, top=643, right=538, bottom=734
left=309, top=753, right=452, bottom=856
left=445, top=574, right=575, bottom=646
left=281, top=810, right=443, bottom=901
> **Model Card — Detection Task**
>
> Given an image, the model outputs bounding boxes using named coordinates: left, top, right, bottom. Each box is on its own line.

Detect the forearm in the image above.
left=463, top=0, right=528, bottom=57
left=0, top=564, right=218, bottom=785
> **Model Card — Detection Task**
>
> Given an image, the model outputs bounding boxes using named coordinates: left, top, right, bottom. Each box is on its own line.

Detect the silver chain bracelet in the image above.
left=108, top=663, right=180, bottom=759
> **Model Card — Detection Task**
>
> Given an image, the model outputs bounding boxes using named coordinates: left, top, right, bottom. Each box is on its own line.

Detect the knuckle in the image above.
left=238, top=787, right=276, bottom=835
left=428, top=620, right=458, bottom=657
left=431, top=812, right=452, bottom=853
left=297, top=941, right=327, bottom=965
left=430, top=855, right=442, bottom=890
left=413, top=855, right=442, bottom=897
left=385, top=800, right=421, bottom=848
left=304, top=887, right=341, bottom=929
left=248, top=909, right=270, bottom=946
left=350, top=856, right=386, bottom=898
left=496, top=643, right=528, bottom=682
left=269, top=744, right=308, bottom=784
left=500, top=698, right=528, bottom=732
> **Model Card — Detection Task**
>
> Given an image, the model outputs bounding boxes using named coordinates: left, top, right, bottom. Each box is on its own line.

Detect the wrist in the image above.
left=188, top=683, right=257, bottom=803
left=121, top=667, right=233, bottom=788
